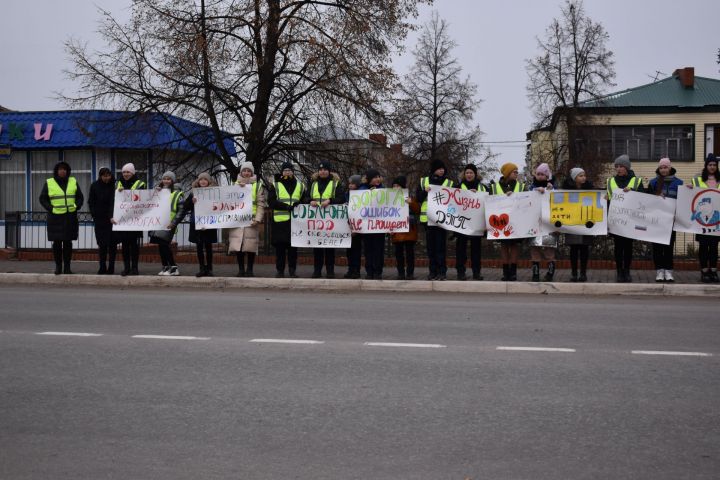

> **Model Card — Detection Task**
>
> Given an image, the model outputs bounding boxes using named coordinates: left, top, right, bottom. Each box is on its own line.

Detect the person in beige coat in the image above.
left=228, top=162, right=266, bottom=276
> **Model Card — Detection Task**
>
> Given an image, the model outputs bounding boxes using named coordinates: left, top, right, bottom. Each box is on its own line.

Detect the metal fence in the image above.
left=3, top=211, right=699, bottom=260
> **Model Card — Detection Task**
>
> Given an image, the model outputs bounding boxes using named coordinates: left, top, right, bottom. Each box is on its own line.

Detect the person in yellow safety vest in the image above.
left=267, top=161, right=304, bottom=277
left=112, top=163, right=147, bottom=276
left=416, top=159, right=456, bottom=280
left=303, top=161, right=345, bottom=278
left=606, top=154, right=644, bottom=283
left=455, top=163, right=487, bottom=281
left=39, top=161, right=84, bottom=275
left=229, top=162, right=266, bottom=277
left=488, top=162, right=526, bottom=281
left=686, top=153, right=720, bottom=282
left=149, top=171, right=184, bottom=276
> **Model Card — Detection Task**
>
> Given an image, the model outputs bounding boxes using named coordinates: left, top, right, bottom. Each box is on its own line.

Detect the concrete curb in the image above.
left=0, top=272, right=716, bottom=297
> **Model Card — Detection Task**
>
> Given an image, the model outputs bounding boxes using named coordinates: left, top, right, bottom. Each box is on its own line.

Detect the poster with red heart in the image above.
left=484, top=191, right=542, bottom=240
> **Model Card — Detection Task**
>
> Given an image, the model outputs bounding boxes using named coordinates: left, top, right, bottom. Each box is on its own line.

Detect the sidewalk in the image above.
left=0, top=258, right=716, bottom=297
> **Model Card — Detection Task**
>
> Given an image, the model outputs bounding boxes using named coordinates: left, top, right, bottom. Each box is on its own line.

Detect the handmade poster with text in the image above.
left=607, top=190, right=676, bottom=245
left=113, top=189, right=170, bottom=231
left=541, top=190, right=607, bottom=236
left=426, top=185, right=486, bottom=235
left=673, top=187, right=720, bottom=236
left=193, top=185, right=253, bottom=229
left=291, top=204, right=352, bottom=248
left=348, top=188, right=409, bottom=233
left=484, top=191, right=542, bottom=240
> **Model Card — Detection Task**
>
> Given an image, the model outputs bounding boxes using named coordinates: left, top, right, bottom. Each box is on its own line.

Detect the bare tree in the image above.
left=63, top=0, right=428, bottom=179
left=525, top=0, right=615, bottom=128
left=392, top=11, right=489, bottom=179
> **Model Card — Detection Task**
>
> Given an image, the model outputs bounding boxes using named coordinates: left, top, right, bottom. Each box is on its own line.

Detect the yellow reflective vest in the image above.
left=272, top=180, right=304, bottom=222
left=236, top=179, right=263, bottom=215
left=460, top=182, right=487, bottom=193
left=490, top=181, right=525, bottom=195
left=46, top=177, right=78, bottom=214
left=691, top=177, right=719, bottom=189
left=116, top=179, right=146, bottom=190
left=420, top=176, right=453, bottom=223
left=606, top=176, right=642, bottom=196
left=311, top=179, right=337, bottom=202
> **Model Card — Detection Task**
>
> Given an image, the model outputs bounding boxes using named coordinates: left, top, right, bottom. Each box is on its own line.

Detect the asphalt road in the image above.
left=1, top=286, right=718, bottom=479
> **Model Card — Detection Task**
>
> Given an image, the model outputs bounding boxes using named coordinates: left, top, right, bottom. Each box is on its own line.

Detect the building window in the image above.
left=0, top=150, right=27, bottom=220
left=578, top=125, right=694, bottom=162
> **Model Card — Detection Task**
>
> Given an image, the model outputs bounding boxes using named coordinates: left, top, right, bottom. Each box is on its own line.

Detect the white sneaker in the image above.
left=158, top=266, right=170, bottom=276
left=168, top=266, right=180, bottom=276
left=664, top=270, right=674, bottom=282
left=655, top=269, right=665, bottom=282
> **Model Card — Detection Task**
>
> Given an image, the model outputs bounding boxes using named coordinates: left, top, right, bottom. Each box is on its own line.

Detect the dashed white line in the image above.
left=132, top=335, right=210, bottom=341
left=36, top=332, right=104, bottom=337
left=631, top=350, right=712, bottom=357
left=364, top=342, right=446, bottom=348
left=497, top=346, right=576, bottom=352
left=250, top=339, right=324, bottom=344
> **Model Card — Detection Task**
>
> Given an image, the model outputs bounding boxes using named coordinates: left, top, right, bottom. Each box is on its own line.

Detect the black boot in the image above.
left=326, top=267, right=335, bottom=279
left=196, top=264, right=207, bottom=277
left=107, top=248, right=116, bottom=275
left=246, top=253, right=255, bottom=277
left=531, top=262, right=540, bottom=282
left=205, top=265, right=213, bottom=277
left=288, top=267, right=298, bottom=278
left=62, top=244, right=73, bottom=275
left=509, top=264, right=518, bottom=281
left=624, top=269, right=633, bottom=283
left=472, top=269, right=483, bottom=281
left=578, top=269, right=587, bottom=282
left=236, top=253, right=246, bottom=277
left=545, top=261, right=555, bottom=282
left=570, top=268, right=578, bottom=282
left=501, top=264, right=509, bottom=281
left=616, top=268, right=625, bottom=283
left=456, top=268, right=467, bottom=281
left=396, top=267, right=406, bottom=280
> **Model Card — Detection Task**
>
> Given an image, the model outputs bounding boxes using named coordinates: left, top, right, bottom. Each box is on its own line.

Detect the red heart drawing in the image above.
left=489, top=213, right=510, bottom=229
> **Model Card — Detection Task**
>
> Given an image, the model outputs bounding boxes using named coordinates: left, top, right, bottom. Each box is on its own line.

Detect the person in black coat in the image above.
left=172, top=172, right=219, bottom=277
left=88, top=167, right=117, bottom=274
left=267, top=161, right=304, bottom=277
left=39, top=161, right=84, bottom=275
left=112, top=163, right=146, bottom=276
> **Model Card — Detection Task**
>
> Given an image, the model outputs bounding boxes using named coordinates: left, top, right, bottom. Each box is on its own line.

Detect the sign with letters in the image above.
left=484, top=191, right=542, bottom=240
left=193, top=185, right=254, bottom=229
left=607, top=190, right=675, bottom=245
left=426, top=185, right=486, bottom=235
left=348, top=188, right=409, bottom=233
left=291, top=204, right=352, bottom=248
left=673, top=187, right=720, bottom=236
left=112, top=189, right=171, bottom=231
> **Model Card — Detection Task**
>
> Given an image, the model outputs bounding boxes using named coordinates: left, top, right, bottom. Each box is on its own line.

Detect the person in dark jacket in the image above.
left=455, top=164, right=486, bottom=281
left=303, top=161, right=345, bottom=278
left=647, top=158, right=683, bottom=282
left=606, top=154, right=644, bottom=283
left=417, top=160, right=456, bottom=280
left=88, top=167, right=116, bottom=274
left=562, top=168, right=595, bottom=282
left=688, top=154, right=720, bottom=282
left=360, top=169, right=386, bottom=279
left=39, top=161, right=84, bottom=275
left=267, top=161, right=304, bottom=278
left=172, top=172, right=219, bottom=277
left=391, top=175, right=419, bottom=280
left=343, top=174, right=363, bottom=279
left=112, top=163, right=146, bottom=276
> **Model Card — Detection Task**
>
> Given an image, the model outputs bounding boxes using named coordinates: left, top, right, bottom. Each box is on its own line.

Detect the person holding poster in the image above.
left=689, top=153, right=720, bottom=282
left=268, top=161, right=304, bottom=278
left=455, top=164, right=486, bottom=280
left=562, top=168, right=595, bottom=282
left=360, top=169, right=387, bottom=280
left=489, top=162, right=526, bottom=281
left=528, top=163, right=558, bottom=282
left=229, top=162, right=266, bottom=277
left=304, top=161, right=344, bottom=278
left=89, top=167, right=117, bottom=275
left=391, top=176, right=419, bottom=280
left=417, top=160, right=456, bottom=280
left=647, top=158, right=683, bottom=282
left=343, top=175, right=364, bottom=279
left=606, top=154, right=644, bottom=283
left=39, top=161, right=84, bottom=275
left=171, top=173, right=219, bottom=277
left=113, top=163, right=146, bottom=276
left=149, top=171, right=184, bottom=276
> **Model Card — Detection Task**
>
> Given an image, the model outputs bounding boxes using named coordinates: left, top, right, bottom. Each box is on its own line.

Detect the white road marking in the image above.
left=36, top=331, right=103, bottom=337
left=132, top=335, right=210, bottom=340
left=631, top=350, right=712, bottom=357
left=497, top=346, right=576, bottom=352
left=250, top=339, right=324, bottom=344
left=364, top=342, right=446, bottom=348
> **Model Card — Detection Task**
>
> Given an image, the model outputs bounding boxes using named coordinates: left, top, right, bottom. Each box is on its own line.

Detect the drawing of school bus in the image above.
left=549, top=191, right=604, bottom=228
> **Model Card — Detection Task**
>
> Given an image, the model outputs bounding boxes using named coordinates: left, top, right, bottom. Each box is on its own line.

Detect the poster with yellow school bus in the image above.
left=540, top=190, right=607, bottom=236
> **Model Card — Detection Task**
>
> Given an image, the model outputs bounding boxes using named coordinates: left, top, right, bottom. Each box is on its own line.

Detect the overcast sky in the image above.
left=2, top=0, right=718, bottom=168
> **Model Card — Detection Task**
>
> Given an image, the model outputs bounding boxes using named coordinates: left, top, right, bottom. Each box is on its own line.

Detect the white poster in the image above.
left=348, top=188, right=410, bottom=233
left=426, top=185, right=487, bottom=235
left=484, top=191, right=542, bottom=240
left=112, top=189, right=171, bottom=231
left=673, top=187, right=720, bottom=236
left=541, top=190, right=607, bottom=236
left=193, top=185, right=254, bottom=229
left=607, top=190, right=676, bottom=245
left=291, top=204, right=352, bottom=248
